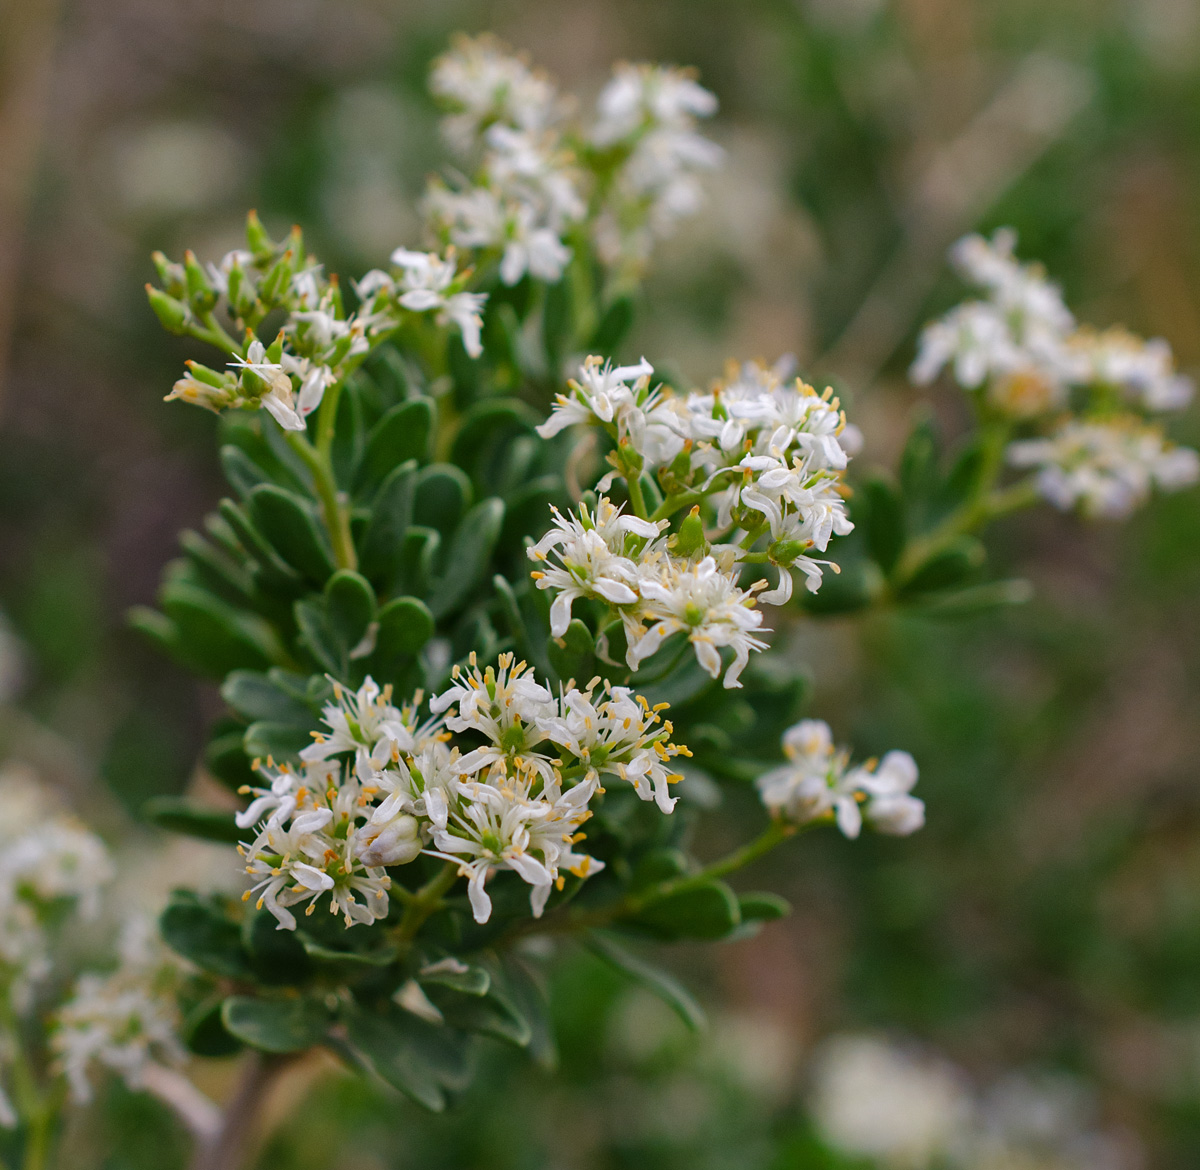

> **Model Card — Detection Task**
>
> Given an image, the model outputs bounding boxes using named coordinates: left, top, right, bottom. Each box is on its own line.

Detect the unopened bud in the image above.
left=245, top=209, right=274, bottom=259
left=184, top=250, right=217, bottom=313
left=146, top=285, right=189, bottom=334
left=669, top=506, right=708, bottom=558
left=768, top=538, right=808, bottom=567
left=151, top=251, right=185, bottom=297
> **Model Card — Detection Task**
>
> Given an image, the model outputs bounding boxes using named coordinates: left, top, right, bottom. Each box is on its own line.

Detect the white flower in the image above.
left=538, top=682, right=688, bottom=814
left=52, top=918, right=186, bottom=1105
left=810, top=1034, right=972, bottom=1168
left=757, top=720, right=924, bottom=839
left=228, top=340, right=306, bottom=431
left=851, top=751, right=925, bottom=837
left=300, top=676, right=433, bottom=768
left=950, top=228, right=1074, bottom=336
left=1070, top=327, right=1194, bottom=412
left=527, top=498, right=663, bottom=637
left=428, top=771, right=602, bottom=924
left=1008, top=418, right=1200, bottom=518
left=631, top=555, right=769, bottom=689
left=537, top=354, right=657, bottom=439
left=390, top=248, right=487, bottom=358
left=430, top=34, right=560, bottom=152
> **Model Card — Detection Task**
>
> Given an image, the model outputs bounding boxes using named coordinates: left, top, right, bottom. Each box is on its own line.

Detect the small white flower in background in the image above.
left=1069, top=327, right=1194, bottom=412
left=429, top=34, right=561, bottom=153
left=809, top=1034, right=973, bottom=1169
left=757, top=720, right=924, bottom=838
left=589, top=63, right=722, bottom=267
left=1008, top=418, right=1200, bottom=519
left=950, top=229, right=1075, bottom=337
left=0, top=767, right=114, bottom=1011
left=52, top=917, right=186, bottom=1105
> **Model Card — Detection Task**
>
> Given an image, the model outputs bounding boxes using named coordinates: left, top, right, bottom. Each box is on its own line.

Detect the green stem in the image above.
left=393, top=862, right=461, bottom=948
left=314, top=377, right=343, bottom=460
left=194, top=311, right=244, bottom=357
left=634, top=819, right=795, bottom=902
left=625, top=473, right=649, bottom=521
left=283, top=431, right=357, bottom=572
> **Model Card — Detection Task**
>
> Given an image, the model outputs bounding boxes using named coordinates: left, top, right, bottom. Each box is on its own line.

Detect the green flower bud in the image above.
left=183, top=250, right=217, bottom=314
left=145, top=285, right=189, bottom=334
left=245, top=209, right=274, bottom=259
left=669, top=506, right=708, bottom=558
left=768, top=538, right=809, bottom=567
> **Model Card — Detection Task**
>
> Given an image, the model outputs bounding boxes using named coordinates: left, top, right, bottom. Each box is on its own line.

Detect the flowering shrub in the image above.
left=3, top=33, right=1196, bottom=1170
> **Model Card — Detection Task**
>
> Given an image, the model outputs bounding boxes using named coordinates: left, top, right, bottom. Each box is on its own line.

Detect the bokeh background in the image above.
left=2, top=0, right=1200, bottom=1166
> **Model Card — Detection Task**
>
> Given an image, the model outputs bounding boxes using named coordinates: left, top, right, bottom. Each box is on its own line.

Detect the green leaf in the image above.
left=738, top=892, right=790, bottom=922
left=366, top=596, right=434, bottom=685
left=418, top=959, right=491, bottom=997
left=205, top=728, right=257, bottom=791
left=330, top=378, right=365, bottom=488
left=862, top=476, right=906, bottom=576
left=630, top=848, right=691, bottom=891
left=221, top=996, right=329, bottom=1053
left=427, top=498, right=505, bottom=619
left=627, top=880, right=742, bottom=941
left=359, top=461, right=417, bottom=583
left=179, top=530, right=256, bottom=607
left=324, top=570, right=376, bottom=653
left=547, top=618, right=595, bottom=686
left=300, top=940, right=398, bottom=968
left=801, top=559, right=880, bottom=616
left=217, top=499, right=306, bottom=595
left=897, top=536, right=985, bottom=597
left=160, top=891, right=252, bottom=978
left=499, top=957, right=557, bottom=1071
left=182, top=999, right=243, bottom=1057
left=899, top=415, right=941, bottom=507
left=427, top=982, right=532, bottom=1049
left=542, top=275, right=573, bottom=374
left=587, top=933, right=706, bottom=1032
left=248, top=485, right=335, bottom=585
left=221, top=670, right=312, bottom=725
left=938, top=435, right=988, bottom=511
left=342, top=1002, right=451, bottom=1111
left=357, top=398, right=435, bottom=496
left=449, top=399, right=539, bottom=493
left=393, top=527, right=441, bottom=598
left=294, top=598, right=344, bottom=676
left=590, top=294, right=636, bottom=354
left=144, top=797, right=243, bottom=845
left=158, top=581, right=278, bottom=676
left=219, top=444, right=271, bottom=499
left=242, top=907, right=315, bottom=986
left=243, top=721, right=313, bottom=764
left=910, top=578, right=1034, bottom=618
left=413, top=464, right=473, bottom=536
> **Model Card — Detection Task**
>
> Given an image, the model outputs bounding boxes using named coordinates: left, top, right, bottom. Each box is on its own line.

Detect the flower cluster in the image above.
left=424, top=36, right=721, bottom=282
left=238, top=667, right=688, bottom=930
left=529, top=497, right=769, bottom=689
left=530, top=356, right=856, bottom=685
left=154, top=221, right=486, bottom=430
left=425, top=36, right=583, bottom=287
left=52, top=917, right=187, bottom=1105
left=588, top=62, right=724, bottom=270
left=0, top=768, right=113, bottom=1017
left=914, top=229, right=1199, bottom=517
left=756, top=720, right=924, bottom=839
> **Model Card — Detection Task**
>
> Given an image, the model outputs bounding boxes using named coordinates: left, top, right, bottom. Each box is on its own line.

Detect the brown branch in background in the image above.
left=817, top=54, right=1093, bottom=391
left=0, top=0, right=63, bottom=417
left=188, top=1052, right=295, bottom=1170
